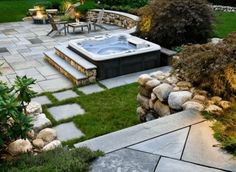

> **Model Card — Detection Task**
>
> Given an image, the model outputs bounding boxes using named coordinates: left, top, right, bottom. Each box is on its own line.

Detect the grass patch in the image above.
left=202, top=102, right=236, bottom=156
left=43, top=83, right=139, bottom=144
left=213, top=11, right=236, bottom=38
left=0, top=147, right=103, bottom=172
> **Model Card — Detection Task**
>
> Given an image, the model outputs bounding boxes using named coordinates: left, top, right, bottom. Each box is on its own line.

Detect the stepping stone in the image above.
left=155, top=157, right=224, bottom=172
left=79, top=84, right=104, bottom=94
left=28, top=38, right=43, bottom=44
left=53, top=122, right=84, bottom=142
left=32, top=96, right=51, bottom=105
left=182, top=121, right=236, bottom=172
left=48, top=103, right=85, bottom=121
left=129, top=127, right=189, bottom=159
left=53, top=90, right=78, bottom=101
left=91, top=148, right=159, bottom=172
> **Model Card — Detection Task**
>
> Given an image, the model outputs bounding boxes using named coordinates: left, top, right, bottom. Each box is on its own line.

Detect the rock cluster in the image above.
left=7, top=102, right=61, bottom=156
left=137, top=71, right=231, bottom=121
left=213, top=5, right=236, bottom=13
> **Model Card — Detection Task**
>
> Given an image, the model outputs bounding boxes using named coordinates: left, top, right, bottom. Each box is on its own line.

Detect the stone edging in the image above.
left=89, top=9, right=140, bottom=33
left=212, top=5, right=236, bottom=12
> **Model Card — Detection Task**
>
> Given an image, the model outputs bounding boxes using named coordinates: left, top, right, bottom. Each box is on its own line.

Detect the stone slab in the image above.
left=129, top=127, right=189, bottom=159
left=0, top=47, right=9, bottom=53
left=28, top=38, right=43, bottom=44
left=53, top=90, right=78, bottom=101
left=32, top=96, right=51, bottom=105
left=155, top=157, right=224, bottom=172
left=53, top=122, right=84, bottom=142
left=90, top=148, right=159, bottom=172
left=48, top=103, right=85, bottom=121
left=74, top=110, right=204, bottom=153
left=79, top=84, right=105, bottom=94
left=182, top=121, right=236, bottom=172
left=38, top=77, right=72, bottom=92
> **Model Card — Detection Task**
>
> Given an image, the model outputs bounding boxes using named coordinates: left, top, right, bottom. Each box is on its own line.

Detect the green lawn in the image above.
left=213, top=11, right=236, bottom=38
left=42, top=83, right=140, bottom=146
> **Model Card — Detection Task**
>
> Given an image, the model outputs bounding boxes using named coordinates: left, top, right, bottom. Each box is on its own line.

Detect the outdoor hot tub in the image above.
left=68, top=33, right=161, bottom=80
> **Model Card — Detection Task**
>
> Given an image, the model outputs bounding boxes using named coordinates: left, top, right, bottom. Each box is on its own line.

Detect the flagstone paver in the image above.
left=79, top=84, right=105, bottom=94
left=53, top=122, right=84, bottom=142
left=182, top=121, right=236, bottom=172
left=31, top=96, right=51, bottom=105
left=155, top=157, right=224, bottom=172
left=90, top=148, right=159, bottom=172
left=129, top=127, right=189, bottom=159
left=53, top=90, right=78, bottom=101
left=38, top=77, right=72, bottom=92
left=48, top=103, right=85, bottom=121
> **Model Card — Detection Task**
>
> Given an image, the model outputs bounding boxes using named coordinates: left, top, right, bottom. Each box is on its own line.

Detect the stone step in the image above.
left=44, top=51, right=91, bottom=85
left=55, top=45, right=97, bottom=77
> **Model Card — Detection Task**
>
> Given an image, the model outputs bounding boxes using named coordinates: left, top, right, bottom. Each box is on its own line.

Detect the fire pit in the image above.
left=29, top=6, right=49, bottom=24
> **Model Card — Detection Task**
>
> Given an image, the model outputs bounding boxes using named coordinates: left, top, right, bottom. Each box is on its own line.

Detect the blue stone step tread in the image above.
left=55, top=45, right=97, bottom=70
left=44, top=51, right=87, bottom=80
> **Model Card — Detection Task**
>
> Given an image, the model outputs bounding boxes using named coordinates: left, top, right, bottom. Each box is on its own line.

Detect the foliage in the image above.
left=0, top=81, right=33, bottom=149
left=208, top=0, right=236, bottom=7
left=0, top=147, right=103, bottom=172
left=99, top=0, right=149, bottom=8
left=172, top=32, right=236, bottom=98
left=75, top=0, right=96, bottom=14
left=137, top=0, right=214, bottom=48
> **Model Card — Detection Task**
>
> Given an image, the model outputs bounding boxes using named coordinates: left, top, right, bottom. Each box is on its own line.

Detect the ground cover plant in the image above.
left=0, top=147, right=103, bottom=172
left=42, top=83, right=139, bottom=146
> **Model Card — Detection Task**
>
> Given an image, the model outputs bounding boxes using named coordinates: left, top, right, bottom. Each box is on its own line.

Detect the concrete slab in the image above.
left=53, top=122, right=84, bottom=142
left=79, top=84, right=105, bottom=94
left=53, top=90, right=78, bottom=101
left=38, top=77, right=72, bottom=92
left=48, top=103, right=85, bottom=121
left=155, top=157, right=224, bottom=172
left=32, top=96, right=51, bottom=105
left=91, top=148, right=159, bottom=172
left=182, top=121, right=236, bottom=172
left=129, top=127, right=189, bottom=159
left=74, top=110, right=204, bottom=153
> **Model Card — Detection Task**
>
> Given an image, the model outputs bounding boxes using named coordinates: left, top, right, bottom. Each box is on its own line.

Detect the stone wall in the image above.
left=88, top=9, right=140, bottom=32
left=137, top=70, right=231, bottom=122
left=212, top=5, right=236, bottom=12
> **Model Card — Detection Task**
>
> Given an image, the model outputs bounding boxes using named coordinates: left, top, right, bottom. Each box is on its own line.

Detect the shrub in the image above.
left=208, top=0, right=236, bottom=7
left=99, top=0, right=149, bottom=8
left=137, top=0, right=214, bottom=48
left=0, top=147, right=103, bottom=172
left=172, top=32, right=236, bottom=98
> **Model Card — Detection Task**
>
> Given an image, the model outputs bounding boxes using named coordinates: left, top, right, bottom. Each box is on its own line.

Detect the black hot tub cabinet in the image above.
left=68, top=33, right=161, bottom=80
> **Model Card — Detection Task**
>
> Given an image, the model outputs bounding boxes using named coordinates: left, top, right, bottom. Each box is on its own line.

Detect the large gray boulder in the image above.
left=32, top=113, right=52, bottom=132
left=153, top=83, right=173, bottom=101
left=168, top=91, right=192, bottom=110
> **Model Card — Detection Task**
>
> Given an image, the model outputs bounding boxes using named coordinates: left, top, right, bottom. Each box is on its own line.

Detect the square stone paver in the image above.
left=32, top=96, right=51, bottom=105
left=129, top=127, right=189, bottom=159
left=0, top=47, right=9, bottom=53
left=91, top=148, right=159, bottom=172
left=38, top=77, right=72, bottom=92
left=53, top=122, right=84, bottom=142
left=28, top=38, right=43, bottom=44
left=155, top=157, right=224, bottom=172
left=79, top=84, right=105, bottom=94
left=48, top=103, right=85, bottom=121
left=53, top=90, right=78, bottom=101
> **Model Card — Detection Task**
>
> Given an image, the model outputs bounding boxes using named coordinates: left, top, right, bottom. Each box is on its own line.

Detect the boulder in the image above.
left=139, top=86, right=152, bottom=98
left=173, top=87, right=180, bottom=91
left=32, top=139, right=45, bottom=149
left=176, top=81, right=192, bottom=88
left=145, top=113, right=156, bottom=121
left=168, top=91, right=192, bottom=110
left=150, top=71, right=164, bottom=79
left=182, top=101, right=204, bottom=111
left=138, top=74, right=152, bottom=86
left=26, top=102, right=42, bottom=115
left=145, top=79, right=161, bottom=90
left=219, top=100, right=231, bottom=110
left=42, top=140, right=62, bottom=152
left=151, top=93, right=157, bottom=102
left=32, top=113, right=52, bottom=132
left=153, top=83, right=173, bottom=101
left=136, top=106, right=146, bottom=116
left=164, top=76, right=178, bottom=85
left=205, top=105, right=223, bottom=115
left=153, top=100, right=170, bottom=117
left=7, top=139, right=33, bottom=156
left=211, top=96, right=222, bottom=104
left=193, top=94, right=207, bottom=103
left=36, top=128, right=57, bottom=143
left=193, top=89, right=208, bottom=96
left=27, top=130, right=35, bottom=139
left=137, top=93, right=150, bottom=109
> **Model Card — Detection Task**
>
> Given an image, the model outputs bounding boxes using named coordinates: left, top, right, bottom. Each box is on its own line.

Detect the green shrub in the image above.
left=172, top=32, right=236, bottom=98
left=1, top=147, right=103, bottom=172
left=137, top=0, right=214, bottom=48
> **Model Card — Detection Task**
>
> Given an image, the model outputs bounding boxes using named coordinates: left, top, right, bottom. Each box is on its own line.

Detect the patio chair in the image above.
left=88, top=9, right=107, bottom=30
left=46, top=14, right=67, bottom=37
